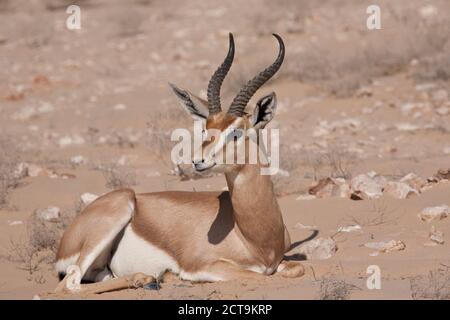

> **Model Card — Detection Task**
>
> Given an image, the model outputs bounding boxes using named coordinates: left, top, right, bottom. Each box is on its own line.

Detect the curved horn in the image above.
left=207, top=33, right=235, bottom=115
left=228, top=34, right=285, bottom=117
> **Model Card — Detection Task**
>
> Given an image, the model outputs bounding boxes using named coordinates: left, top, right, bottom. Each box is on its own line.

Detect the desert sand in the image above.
left=0, top=0, right=449, bottom=300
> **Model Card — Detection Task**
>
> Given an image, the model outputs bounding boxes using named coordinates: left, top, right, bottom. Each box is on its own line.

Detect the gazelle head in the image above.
left=170, top=33, right=285, bottom=173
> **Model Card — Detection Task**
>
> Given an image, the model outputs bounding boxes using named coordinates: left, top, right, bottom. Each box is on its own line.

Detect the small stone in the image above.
left=429, top=226, right=444, bottom=245
left=70, top=155, right=87, bottom=166
left=436, top=107, right=449, bottom=116
left=8, top=220, right=23, bottom=226
left=296, top=194, right=316, bottom=201
left=384, top=181, right=419, bottom=199
left=350, top=173, right=383, bottom=200
left=81, top=193, right=99, bottom=206
left=27, top=164, right=45, bottom=177
left=399, top=173, right=426, bottom=190
left=435, top=169, right=450, bottom=180
left=36, top=206, right=60, bottom=222
left=298, top=237, right=337, bottom=260
left=113, top=104, right=127, bottom=111
left=418, top=205, right=450, bottom=222
left=396, top=123, right=420, bottom=132
left=58, top=135, right=85, bottom=148
left=13, top=162, right=29, bottom=179
left=364, top=240, right=406, bottom=253
left=443, top=147, right=450, bottom=155
left=337, top=225, right=361, bottom=233
left=431, top=89, right=448, bottom=102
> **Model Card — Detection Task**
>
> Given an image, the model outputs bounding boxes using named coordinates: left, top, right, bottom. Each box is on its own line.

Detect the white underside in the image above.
left=109, top=225, right=225, bottom=282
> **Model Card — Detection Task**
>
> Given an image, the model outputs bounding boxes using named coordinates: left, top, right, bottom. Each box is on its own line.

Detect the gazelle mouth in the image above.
left=193, top=162, right=216, bottom=172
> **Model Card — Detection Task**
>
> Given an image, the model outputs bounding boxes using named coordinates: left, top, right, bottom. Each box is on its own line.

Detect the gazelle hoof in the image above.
left=65, top=265, right=82, bottom=291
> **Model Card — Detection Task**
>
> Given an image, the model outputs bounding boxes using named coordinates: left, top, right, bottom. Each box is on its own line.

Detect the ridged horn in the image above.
left=207, top=33, right=235, bottom=115
left=228, top=34, right=285, bottom=117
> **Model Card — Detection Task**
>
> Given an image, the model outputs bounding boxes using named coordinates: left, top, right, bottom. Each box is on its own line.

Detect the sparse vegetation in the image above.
left=0, top=139, right=22, bottom=209
left=317, top=276, right=360, bottom=300
left=98, top=163, right=137, bottom=189
left=4, top=214, right=61, bottom=276
left=346, top=199, right=397, bottom=227
left=410, top=268, right=450, bottom=300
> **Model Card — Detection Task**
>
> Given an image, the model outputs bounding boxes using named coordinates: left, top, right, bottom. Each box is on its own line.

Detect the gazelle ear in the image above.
left=169, top=83, right=208, bottom=120
left=251, top=92, right=277, bottom=129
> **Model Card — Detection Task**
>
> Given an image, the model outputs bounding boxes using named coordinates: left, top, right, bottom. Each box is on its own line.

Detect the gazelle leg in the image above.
left=43, top=273, right=155, bottom=299
left=197, top=261, right=267, bottom=282
left=276, top=261, right=305, bottom=278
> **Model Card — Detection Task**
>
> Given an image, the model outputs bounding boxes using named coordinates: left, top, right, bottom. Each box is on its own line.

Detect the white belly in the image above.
left=109, top=224, right=180, bottom=279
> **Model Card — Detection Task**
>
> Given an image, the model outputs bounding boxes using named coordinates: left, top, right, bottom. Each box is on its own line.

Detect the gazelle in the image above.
left=54, top=33, right=304, bottom=294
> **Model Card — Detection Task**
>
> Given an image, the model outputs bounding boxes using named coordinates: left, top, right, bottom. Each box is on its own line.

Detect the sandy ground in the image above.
left=0, top=0, right=449, bottom=299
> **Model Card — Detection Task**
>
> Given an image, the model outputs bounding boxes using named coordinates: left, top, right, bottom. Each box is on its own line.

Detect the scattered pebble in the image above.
left=364, top=240, right=406, bottom=254
left=35, top=206, right=60, bottom=222
left=350, top=173, right=383, bottom=200
left=418, top=205, right=450, bottom=222
left=298, top=237, right=337, bottom=260
left=337, top=225, right=361, bottom=233
left=428, top=226, right=444, bottom=245
left=8, top=220, right=23, bottom=226
left=70, top=155, right=87, bottom=166
left=81, top=193, right=99, bottom=206
left=384, top=181, right=419, bottom=199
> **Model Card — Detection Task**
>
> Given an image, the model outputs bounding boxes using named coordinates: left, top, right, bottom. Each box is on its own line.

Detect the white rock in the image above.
left=443, top=147, right=450, bottom=155
left=364, top=240, right=406, bottom=253
left=337, top=225, right=361, bottom=233
left=113, top=103, right=127, bottom=111
left=296, top=194, right=316, bottom=201
left=429, top=226, right=444, bottom=245
left=70, top=155, right=87, bottom=166
left=350, top=173, right=383, bottom=200
left=436, top=107, right=449, bottom=116
left=81, top=193, right=99, bottom=206
left=419, top=5, right=437, bottom=18
left=384, top=181, right=419, bottom=199
left=431, top=89, right=448, bottom=102
left=396, top=123, right=420, bottom=132
left=27, top=164, right=45, bottom=177
left=8, top=220, right=23, bottom=226
left=13, top=162, right=29, bottom=179
left=400, top=173, right=426, bottom=190
left=298, top=237, right=337, bottom=260
left=58, top=135, right=85, bottom=148
left=36, top=206, right=60, bottom=222
left=418, top=205, right=450, bottom=222
left=294, top=222, right=318, bottom=230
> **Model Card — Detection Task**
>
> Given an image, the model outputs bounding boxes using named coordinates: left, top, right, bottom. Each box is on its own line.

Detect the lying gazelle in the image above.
left=54, top=33, right=304, bottom=294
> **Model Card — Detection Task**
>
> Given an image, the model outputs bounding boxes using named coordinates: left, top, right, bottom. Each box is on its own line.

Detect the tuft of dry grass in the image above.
left=410, top=268, right=450, bottom=300
left=4, top=214, right=61, bottom=276
left=317, top=276, right=360, bottom=300
left=97, top=163, right=137, bottom=189
left=0, top=139, right=22, bottom=209
left=346, top=199, right=398, bottom=227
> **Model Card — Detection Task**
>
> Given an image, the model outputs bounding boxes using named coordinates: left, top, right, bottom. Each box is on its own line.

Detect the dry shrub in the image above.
left=98, top=163, right=137, bottom=189
left=410, top=268, right=450, bottom=300
left=317, top=276, right=360, bottom=300
left=346, top=199, right=397, bottom=227
left=5, top=214, right=62, bottom=275
left=0, top=139, right=22, bottom=209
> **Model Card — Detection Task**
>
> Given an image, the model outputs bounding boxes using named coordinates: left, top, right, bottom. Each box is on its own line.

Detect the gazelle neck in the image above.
left=225, top=163, right=285, bottom=261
